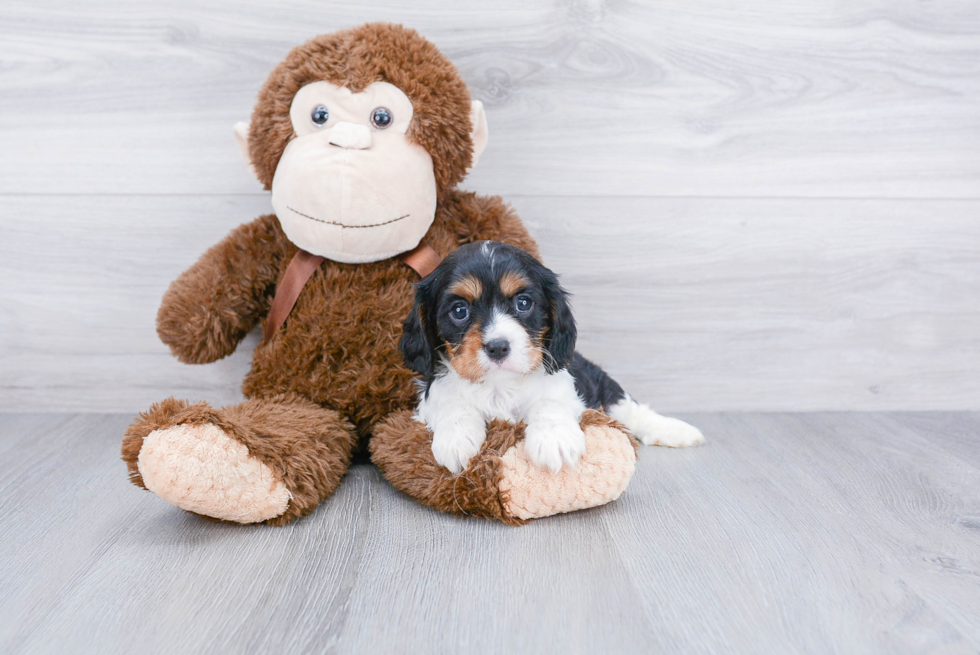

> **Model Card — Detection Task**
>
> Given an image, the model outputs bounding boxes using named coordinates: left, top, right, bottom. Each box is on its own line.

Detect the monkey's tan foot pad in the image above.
left=122, top=398, right=292, bottom=523
left=497, top=419, right=637, bottom=520
left=136, top=423, right=291, bottom=524
left=124, top=396, right=361, bottom=525
left=371, top=409, right=638, bottom=525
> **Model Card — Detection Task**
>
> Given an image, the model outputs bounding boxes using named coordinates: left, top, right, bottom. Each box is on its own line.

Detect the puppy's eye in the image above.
left=311, top=105, right=329, bottom=126
left=370, top=107, right=392, bottom=129
left=515, top=295, right=533, bottom=313
left=450, top=302, right=469, bottom=323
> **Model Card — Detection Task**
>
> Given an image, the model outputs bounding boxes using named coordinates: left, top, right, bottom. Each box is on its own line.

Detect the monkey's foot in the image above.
left=137, top=423, right=291, bottom=524
left=371, top=409, right=638, bottom=524
left=496, top=417, right=636, bottom=520
left=122, top=396, right=358, bottom=525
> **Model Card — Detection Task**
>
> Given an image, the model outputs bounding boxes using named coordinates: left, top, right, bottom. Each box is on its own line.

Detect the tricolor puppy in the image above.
left=400, top=241, right=704, bottom=475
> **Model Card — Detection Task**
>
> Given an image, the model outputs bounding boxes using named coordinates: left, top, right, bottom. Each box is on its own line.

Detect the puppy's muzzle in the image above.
left=484, top=339, right=510, bottom=362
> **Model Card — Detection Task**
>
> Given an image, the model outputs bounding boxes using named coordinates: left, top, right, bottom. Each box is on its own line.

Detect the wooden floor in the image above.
left=2, top=412, right=978, bottom=654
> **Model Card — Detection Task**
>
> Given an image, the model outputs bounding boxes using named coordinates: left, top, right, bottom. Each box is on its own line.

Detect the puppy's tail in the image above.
left=568, top=352, right=704, bottom=448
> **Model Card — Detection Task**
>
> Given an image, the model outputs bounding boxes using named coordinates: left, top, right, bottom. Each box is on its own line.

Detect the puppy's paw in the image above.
left=610, top=398, right=705, bottom=448
left=524, top=419, right=586, bottom=473
left=431, top=426, right=485, bottom=475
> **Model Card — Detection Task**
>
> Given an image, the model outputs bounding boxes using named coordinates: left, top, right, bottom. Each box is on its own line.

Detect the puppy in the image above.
left=399, top=241, right=704, bottom=474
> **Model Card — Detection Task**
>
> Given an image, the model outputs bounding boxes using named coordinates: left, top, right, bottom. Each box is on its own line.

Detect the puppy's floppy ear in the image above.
left=541, top=268, right=577, bottom=373
left=400, top=284, right=436, bottom=378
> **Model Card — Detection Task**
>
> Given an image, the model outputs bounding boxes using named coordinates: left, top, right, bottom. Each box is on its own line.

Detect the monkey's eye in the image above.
left=449, top=302, right=469, bottom=323
left=311, top=105, right=329, bottom=126
left=370, top=107, right=392, bottom=129
left=515, top=295, right=533, bottom=314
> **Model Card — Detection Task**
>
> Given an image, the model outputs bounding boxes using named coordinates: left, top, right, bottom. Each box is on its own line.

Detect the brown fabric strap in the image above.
left=262, top=244, right=442, bottom=344
left=263, top=249, right=326, bottom=343
left=400, top=243, right=442, bottom=278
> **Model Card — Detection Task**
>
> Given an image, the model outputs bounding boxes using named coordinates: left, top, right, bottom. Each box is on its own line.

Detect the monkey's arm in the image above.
left=156, top=214, right=287, bottom=364
left=450, top=192, right=542, bottom=261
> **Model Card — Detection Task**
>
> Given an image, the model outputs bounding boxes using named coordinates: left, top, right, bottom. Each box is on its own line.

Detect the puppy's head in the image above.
left=400, top=241, right=576, bottom=381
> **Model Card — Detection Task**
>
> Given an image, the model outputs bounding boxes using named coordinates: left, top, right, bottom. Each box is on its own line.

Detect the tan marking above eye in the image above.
left=499, top=271, right=530, bottom=297
left=447, top=275, right=482, bottom=301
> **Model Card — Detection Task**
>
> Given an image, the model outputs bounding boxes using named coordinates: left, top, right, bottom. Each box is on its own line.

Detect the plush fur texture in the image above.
left=155, top=215, right=288, bottom=366
left=123, top=394, right=358, bottom=525
left=139, top=423, right=292, bottom=524
left=155, top=194, right=539, bottom=436
left=371, top=409, right=637, bottom=524
left=372, top=411, right=526, bottom=525
left=248, top=23, right=475, bottom=193
left=499, top=417, right=638, bottom=520
left=125, top=22, right=639, bottom=525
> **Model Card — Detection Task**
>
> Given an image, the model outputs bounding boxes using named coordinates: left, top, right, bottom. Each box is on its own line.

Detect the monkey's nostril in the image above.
left=484, top=339, right=510, bottom=361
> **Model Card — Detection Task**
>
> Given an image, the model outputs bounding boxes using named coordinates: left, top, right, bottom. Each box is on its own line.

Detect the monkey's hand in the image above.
left=156, top=215, right=286, bottom=364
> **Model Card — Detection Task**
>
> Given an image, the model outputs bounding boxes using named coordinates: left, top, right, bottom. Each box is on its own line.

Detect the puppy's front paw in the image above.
left=524, top=419, right=586, bottom=473
left=431, top=426, right=485, bottom=475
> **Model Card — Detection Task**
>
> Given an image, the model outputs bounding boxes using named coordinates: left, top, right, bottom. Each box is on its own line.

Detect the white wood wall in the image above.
left=1, top=0, right=978, bottom=412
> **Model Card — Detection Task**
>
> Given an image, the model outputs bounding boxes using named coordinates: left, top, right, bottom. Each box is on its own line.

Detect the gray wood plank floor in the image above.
left=2, top=412, right=978, bottom=654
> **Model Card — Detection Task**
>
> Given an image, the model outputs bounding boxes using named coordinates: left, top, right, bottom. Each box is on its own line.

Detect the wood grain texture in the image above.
left=2, top=195, right=977, bottom=412
left=517, top=195, right=980, bottom=412
left=1, top=412, right=978, bottom=653
left=1, top=2, right=978, bottom=412
left=0, top=0, right=977, bottom=196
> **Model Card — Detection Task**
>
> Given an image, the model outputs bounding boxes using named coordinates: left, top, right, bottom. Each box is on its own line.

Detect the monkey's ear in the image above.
left=233, top=121, right=260, bottom=182
left=468, top=101, right=489, bottom=171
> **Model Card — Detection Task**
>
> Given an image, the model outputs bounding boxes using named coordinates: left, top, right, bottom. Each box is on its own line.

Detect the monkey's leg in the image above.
left=370, top=410, right=638, bottom=524
left=122, top=393, right=357, bottom=525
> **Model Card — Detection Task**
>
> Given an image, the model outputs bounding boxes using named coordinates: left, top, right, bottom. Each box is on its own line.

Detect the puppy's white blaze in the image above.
left=480, top=309, right=532, bottom=373
left=481, top=241, right=497, bottom=272
left=417, top=365, right=588, bottom=473
left=608, top=396, right=705, bottom=448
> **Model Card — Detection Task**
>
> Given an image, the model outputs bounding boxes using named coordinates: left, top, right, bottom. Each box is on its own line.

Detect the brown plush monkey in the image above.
left=121, top=23, right=639, bottom=525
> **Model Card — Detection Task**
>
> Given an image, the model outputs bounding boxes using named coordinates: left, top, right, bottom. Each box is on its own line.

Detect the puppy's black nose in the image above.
left=484, top=339, right=510, bottom=361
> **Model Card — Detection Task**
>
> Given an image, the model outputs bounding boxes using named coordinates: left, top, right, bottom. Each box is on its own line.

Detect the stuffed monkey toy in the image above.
left=122, top=23, right=667, bottom=526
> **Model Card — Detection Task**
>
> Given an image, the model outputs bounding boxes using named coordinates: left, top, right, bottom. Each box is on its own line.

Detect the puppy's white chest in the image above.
left=480, top=383, right=529, bottom=423
left=415, top=366, right=589, bottom=475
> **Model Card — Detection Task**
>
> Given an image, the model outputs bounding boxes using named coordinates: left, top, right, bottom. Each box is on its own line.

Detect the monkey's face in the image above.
left=270, top=81, right=438, bottom=263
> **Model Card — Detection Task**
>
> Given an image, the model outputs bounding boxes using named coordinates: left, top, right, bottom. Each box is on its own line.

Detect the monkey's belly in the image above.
left=242, top=267, right=419, bottom=436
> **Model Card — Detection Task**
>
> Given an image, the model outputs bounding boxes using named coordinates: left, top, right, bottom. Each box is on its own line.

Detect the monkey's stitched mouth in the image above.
left=287, top=206, right=409, bottom=229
